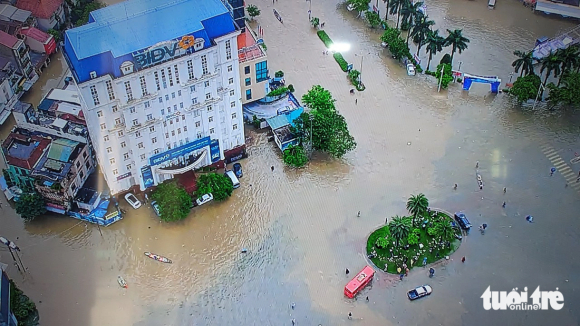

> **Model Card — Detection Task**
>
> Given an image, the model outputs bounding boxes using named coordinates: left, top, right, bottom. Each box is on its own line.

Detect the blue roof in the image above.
left=65, top=0, right=233, bottom=60
left=266, top=115, right=290, bottom=130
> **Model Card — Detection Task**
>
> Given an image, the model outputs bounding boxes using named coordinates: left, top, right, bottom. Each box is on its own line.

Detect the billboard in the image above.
left=210, top=139, right=220, bottom=163
left=149, top=136, right=211, bottom=166
left=141, top=166, right=154, bottom=189
left=131, top=35, right=204, bottom=71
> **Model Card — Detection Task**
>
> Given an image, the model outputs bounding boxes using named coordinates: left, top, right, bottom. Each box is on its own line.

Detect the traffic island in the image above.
left=366, top=203, right=461, bottom=274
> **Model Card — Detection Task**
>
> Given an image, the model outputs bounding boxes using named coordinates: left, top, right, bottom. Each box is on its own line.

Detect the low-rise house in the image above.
left=18, top=26, right=56, bottom=74
left=1, top=131, right=51, bottom=192
left=0, top=30, right=37, bottom=90
left=0, top=55, right=25, bottom=125
left=237, top=26, right=268, bottom=104
left=265, top=107, right=303, bottom=151
left=0, top=3, right=34, bottom=27
left=15, top=0, right=64, bottom=31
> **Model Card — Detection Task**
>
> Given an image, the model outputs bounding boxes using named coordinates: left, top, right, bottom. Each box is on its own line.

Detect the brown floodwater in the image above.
left=1, top=0, right=580, bottom=325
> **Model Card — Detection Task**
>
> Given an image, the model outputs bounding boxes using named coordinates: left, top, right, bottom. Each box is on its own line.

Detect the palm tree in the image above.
left=511, top=50, right=535, bottom=77
left=434, top=220, right=454, bottom=244
left=389, top=0, right=406, bottom=29
left=540, top=51, right=563, bottom=87
left=444, top=29, right=470, bottom=64
left=556, top=46, right=580, bottom=84
left=383, top=0, right=390, bottom=21
left=389, top=215, right=411, bottom=247
left=411, top=16, right=435, bottom=56
left=406, top=193, right=429, bottom=227
left=400, top=1, right=423, bottom=44
left=424, top=29, right=445, bottom=71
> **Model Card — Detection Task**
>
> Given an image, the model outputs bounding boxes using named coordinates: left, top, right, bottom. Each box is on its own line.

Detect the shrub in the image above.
left=317, top=30, right=333, bottom=48
left=333, top=52, right=349, bottom=72
left=348, top=69, right=361, bottom=86
left=407, top=232, right=419, bottom=246
left=252, top=115, right=261, bottom=129
left=457, top=77, right=463, bottom=83
left=275, top=70, right=285, bottom=78
left=436, top=63, right=453, bottom=89
left=151, top=182, right=192, bottom=222
left=376, top=237, right=389, bottom=248
left=440, top=53, right=452, bottom=65
left=288, top=84, right=295, bottom=92
left=267, top=86, right=288, bottom=97
left=196, top=173, right=233, bottom=201
left=283, top=144, right=308, bottom=167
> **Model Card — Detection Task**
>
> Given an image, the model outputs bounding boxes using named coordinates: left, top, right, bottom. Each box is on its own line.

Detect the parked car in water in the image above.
left=233, top=163, right=243, bottom=178
left=406, top=63, right=416, bottom=76
left=224, top=170, right=240, bottom=189
left=124, top=193, right=142, bottom=209
left=454, top=212, right=472, bottom=230
left=151, top=201, right=161, bottom=217
left=407, top=285, right=433, bottom=300
left=196, top=193, right=214, bottom=206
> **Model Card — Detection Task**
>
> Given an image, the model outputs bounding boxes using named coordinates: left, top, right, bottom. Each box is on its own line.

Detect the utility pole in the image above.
left=0, top=237, right=24, bottom=272
left=438, top=67, right=444, bottom=92
left=309, top=115, right=313, bottom=158
left=308, top=0, right=312, bottom=21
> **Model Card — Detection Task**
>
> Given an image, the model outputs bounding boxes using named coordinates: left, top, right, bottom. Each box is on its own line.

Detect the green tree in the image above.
left=547, top=72, right=580, bottom=108
left=348, top=69, right=361, bottom=86
left=434, top=220, right=454, bottom=243
left=439, top=53, right=452, bottom=65
left=411, top=16, right=434, bottom=56
left=348, top=0, right=371, bottom=16
left=365, top=10, right=381, bottom=28
left=556, top=47, right=580, bottom=85
left=512, top=50, right=535, bottom=77
left=196, top=173, right=234, bottom=201
left=400, top=1, right=423, bottom=44
left=75, top=1, right=106, bottom=26
left=388, top=37, right=410, bottom=60
left=444, top=29, right=470, bottom=64
left=246, top=4, right=260, bottom=20
left=151, top=182, right=192, bottom=221
left=275, top=70, right=285, bottom=78
left=47, top=29, right=61, bottom=42
left=388, top=0, right=406, bottom=29
left=311, top=17, right=320, bottom=28
left=407, top=232, right=419, bottom=245
left=283, top=144, right=309, bottom=167
left=509, top=74, right=541, bottom=103
left=9, top=280, right=39, bottom=326
left=436, top=63, right=453, bottom=89
left=376, top=236, right=389, bottom=248
left=267, top=86, right=289, bottom=97
left=380, top=27, right=402, bottom=46
left=389, top=215, right=411, bottom=247
left=406, top=193, right=428, bottom=227
left=382, top=0, right=390, bottom=20
left=15, top=193, right=46, bottom=220
left=424, top=29, right=445, bottom=71
left=540, top=51, right=563, bottom=89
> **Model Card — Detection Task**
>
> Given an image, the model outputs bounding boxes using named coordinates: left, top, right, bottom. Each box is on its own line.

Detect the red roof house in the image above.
left=15, top=0, right=62, bottom=19
left=20, top=27, right=56, bottom=54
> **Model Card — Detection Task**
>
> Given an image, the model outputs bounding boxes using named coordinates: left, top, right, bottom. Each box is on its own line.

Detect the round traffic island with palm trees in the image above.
left=366, top=194, right=462, bottom=274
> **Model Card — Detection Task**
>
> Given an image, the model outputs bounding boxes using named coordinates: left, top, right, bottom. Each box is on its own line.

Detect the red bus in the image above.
left=344, top=266, right=375, bottom=298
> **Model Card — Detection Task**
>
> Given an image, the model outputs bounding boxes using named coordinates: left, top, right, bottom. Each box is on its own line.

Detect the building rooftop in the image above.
left=45, top=88, right=81, bottom=105
left=0, top=30, right=19, bottom=48
left=237, top=28, right=265, bottom=63
left=20, top=27, right=51, bottom=43
left=65, top=0, right=234, bottom=61
left=15, top=0, right=62, bottom=20
left=2, top=133, right=50, bottom=170
left=0, top=3, right=32, bottom=22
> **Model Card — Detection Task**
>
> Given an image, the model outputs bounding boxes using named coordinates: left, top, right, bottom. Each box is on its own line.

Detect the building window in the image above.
left=167, top=143, right=171, bottom=149
left=149, top=126, right=155, bottom=132
left=204, top=80, right=210, bottom=87
left=114, top=117, right=122, bottom=125
left=246, top=89, right=252, bottom=100
left=245, top=78, right=251, bottom=86
left=197, top=132, right=202, bottom=139
left=106, top=147, right=112, bottom=153
left=256, top=61, right=268, bottom=82
left=167, top=67, right=174, bottom=87
left=140, top=154, right=146, bottom=160
left=195, top=121, right=200, bottom=127
left=170, top=120, right=173, bottom=125
left=85, top=161, right=91, bottom=169
left=233, top=124, right=238, bottom=130
left=97, top=110, right=103, bottom=117
left=176, top=117, right=179, bottom=123
left=187, top=59, right=194, bottom=79
left=201, top=55, right=208, bottom=75
left=161, top=69, right=167, bottom=88
left=154, top=149, right=160, bottom=154
left=79, top=170, right=85, bottom=179
left=158, top=97, right=162, bottom=103
left=161, top=109, right=165, bottom=115
left=103, top=135, right=109, bottom=141
left=118, top=130, right=124, bottom=137
left=230, top=90, right=235, bottom=96
left=106, top=80, right=115, bottom=100
left=154, top=71, right=160, bottom=90
left=130, top=107, right=136, bottom=113
left=205, top=93, right=211, bottom=100
left=172, top=92, right=175, bottom=99
left=147, top=114, right=153, bottom=120
left=180, top=102, right=184, bottom=109
left=209, top=116, right=213, bottom=122
left=123, top=153, right=129, bottom=160
left=182, top=114, right=185, bottom=120
left=136, top=131, right=141, bottom=137
left=174, top=65, right=180, bottom=84
left=124, top=81, right=133, bottom=101
left=100, top=123, right=106, bottom=130
left=90, top=85, right=100, bottom=105
left=229, top=78, right=234, bottom=85
left=138, top=142, right=144, bottom=148
left=110, top=158, right=115, bottom=165
left=145, top=101, right=150, bottom=108
left=225, top=40, right=232, bottom=60
left=152, top=137, right=157, bottom=143
left=207, top=105, right=213, bottom=112
left=190, top=85, right=196, bottom=92
left=230, top=101, right=235, bottom=108
left=165, top=95, right=169, bottom=101
left=132, top=119, right=139, bottom=126
left=170, top=130, right=175, bottom=137
left=210, top=128, right=214, bottom=134
left=228, top=65, right=233, bottom=72
left=178, top=90, right=182, bottom=96
left=168, top=107, right=171, bottom=113
left=113, top=169, right=118, bottom=175
left=140, top=76, right=147, bottom=96
left=121, top=141, right=126, bottom=148
left=244, top=66, right=250, bottom=74
left=232, top=112, right=237, bottom=119
left=194, top=110, right=200, bottom=117
left=112, top=105, right=118, bottom=112
left=126, top=164, right=132, bottom=170
left=184, top=126, right=188, bottom=131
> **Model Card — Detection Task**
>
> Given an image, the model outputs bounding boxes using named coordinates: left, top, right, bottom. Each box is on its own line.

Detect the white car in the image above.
left=124, top=193, right=142, bottom=209
left=196, top=193, right=214, bottom=206
left=406, top=63, right=416, bottom=76
left=407, top=285, right=433, bottom=300
left=151, top=200, right=161, bottom=217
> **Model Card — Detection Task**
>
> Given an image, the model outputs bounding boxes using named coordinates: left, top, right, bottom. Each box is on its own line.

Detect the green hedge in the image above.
left=333, top=53, right=348, bottom=72
left=317, top=30, right=333, bottom=48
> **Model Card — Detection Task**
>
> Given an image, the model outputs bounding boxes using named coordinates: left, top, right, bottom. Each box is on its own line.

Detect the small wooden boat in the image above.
left=117, top=276, right=128, bottom=288
left=144, top=252, right=172, bottom=263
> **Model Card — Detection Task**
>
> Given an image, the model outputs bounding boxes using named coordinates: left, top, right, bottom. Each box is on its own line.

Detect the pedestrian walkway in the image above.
left=539, top=142, right=580, bottom=194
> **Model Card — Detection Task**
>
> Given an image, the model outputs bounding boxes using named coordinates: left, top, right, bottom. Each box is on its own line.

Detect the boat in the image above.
left=344, top=266, right=375, bottom=298
left=144, top=252, right=172, bottom=263
left=117, top=276, right=128, bottom=288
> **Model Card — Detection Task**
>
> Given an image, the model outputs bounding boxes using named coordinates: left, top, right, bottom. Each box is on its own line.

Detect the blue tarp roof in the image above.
left=38, top=98, right=55, bottom=111
left=47, top=138, right=79, bottom=162
left=65, top=0, right=232, bottom=60
left=266, top=107, right=304, bottom=130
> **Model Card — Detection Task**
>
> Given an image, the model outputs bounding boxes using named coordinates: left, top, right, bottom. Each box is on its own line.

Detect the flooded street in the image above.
left=1, top=0, right=580, bottom=325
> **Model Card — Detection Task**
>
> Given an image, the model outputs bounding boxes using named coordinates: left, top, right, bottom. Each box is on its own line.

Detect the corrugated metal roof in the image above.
left=47, top=138, right=79, bottom=162
left=65, top=0, right=232, bottom=60
left=266, top=115, right=290, bottom=130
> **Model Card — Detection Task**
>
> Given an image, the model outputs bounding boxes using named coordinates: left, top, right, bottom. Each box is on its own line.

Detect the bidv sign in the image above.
left=133, top=35, right=197, bottom=70
left=481, top=286, right=564, bottom=311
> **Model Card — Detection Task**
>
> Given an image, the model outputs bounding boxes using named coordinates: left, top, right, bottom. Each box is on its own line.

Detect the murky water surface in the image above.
left=1, top=0, right=580, bottom=325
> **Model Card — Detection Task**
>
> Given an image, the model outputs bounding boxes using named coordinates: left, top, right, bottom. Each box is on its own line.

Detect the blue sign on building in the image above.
left=141, top=166, right=154, bottom=189
left=149, top=136, right=211, bottom=166
left=210, top=139, right=220, bottom=163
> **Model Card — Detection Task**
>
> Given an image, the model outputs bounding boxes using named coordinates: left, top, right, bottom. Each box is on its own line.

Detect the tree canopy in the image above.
left=15, top=193, right=46, bottom=220
left=364, top=10, right=382, bottom=28
left=444, top=29, right=470, bottom=64
left=424, top=29, right=445, bottom=71
left=509, top=74, right=541, bottom=103
left=283, top=145, right=309, bottom=167
left=406, top=193, right=428, bottom=227
left=348, top=0, right=372, bottom=14
left=512, top=50, right=535, bottom=77
left=389, top=215, right=412, bottom=247
left=246, top=4, right=261, bottom=20
left=196, top=173, right=233, bottom=201
left=151, top=182, right=192, bottom=222
left=547, top=72, right=580, bottom=108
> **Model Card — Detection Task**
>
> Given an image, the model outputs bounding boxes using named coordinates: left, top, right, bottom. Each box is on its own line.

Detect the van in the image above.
left=224, top=170, right=240, bottom=189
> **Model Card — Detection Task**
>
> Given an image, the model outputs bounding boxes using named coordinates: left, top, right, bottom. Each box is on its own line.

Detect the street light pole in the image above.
left=438, top=67, right=444, bottom=92
left=308, top=0, right=312, bottom=21
left=360, top=55, right=364, bottom=85
left=309, top=115, right=313, bottom=158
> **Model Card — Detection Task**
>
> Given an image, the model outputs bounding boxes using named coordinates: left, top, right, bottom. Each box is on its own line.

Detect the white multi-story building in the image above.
left=63, top=0, right=244, bottom=195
